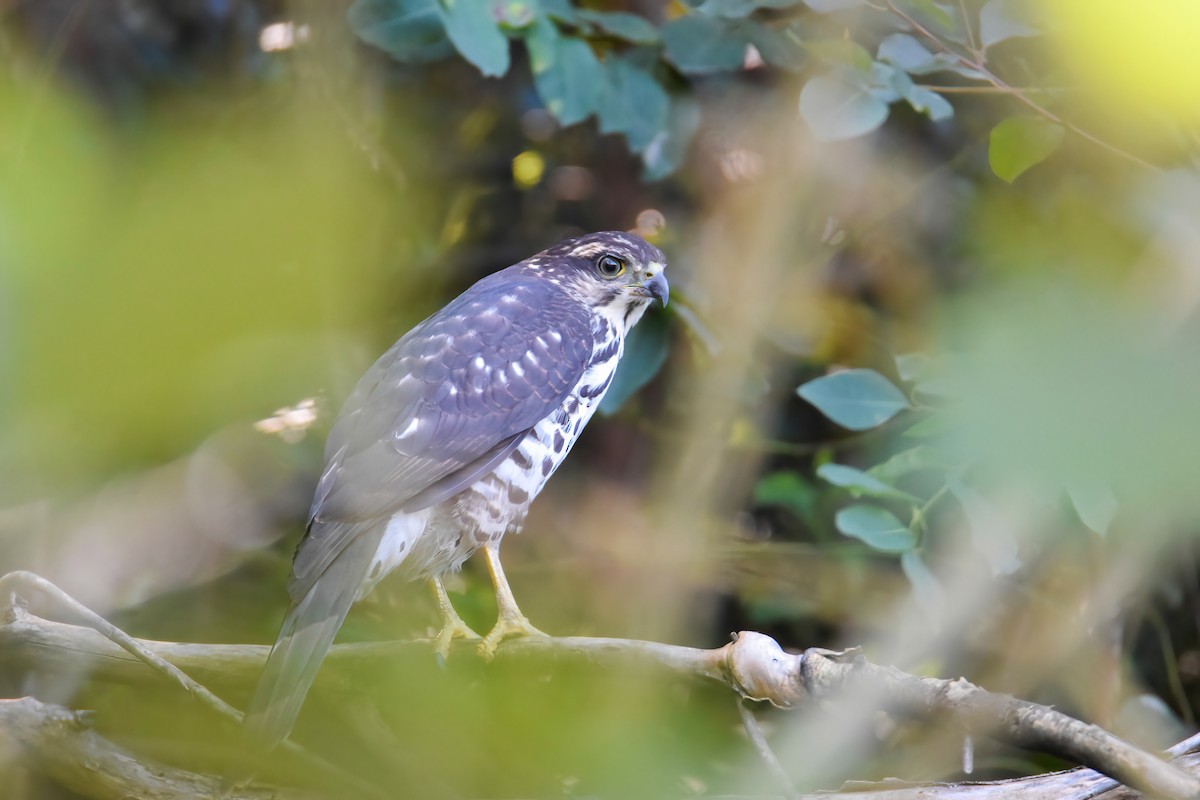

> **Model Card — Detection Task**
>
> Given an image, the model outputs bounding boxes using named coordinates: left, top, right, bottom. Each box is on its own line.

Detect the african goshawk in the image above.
left=245, top=231, right=668, bottom=747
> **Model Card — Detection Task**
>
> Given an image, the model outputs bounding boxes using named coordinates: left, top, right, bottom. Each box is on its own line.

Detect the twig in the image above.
left=882, top=0, right=1160, bottom=172
left=0, top=571, right=393, bottom=800
left=738, top=699, right=800, bottom=800
left=799, top=648, right=1200, bottom=800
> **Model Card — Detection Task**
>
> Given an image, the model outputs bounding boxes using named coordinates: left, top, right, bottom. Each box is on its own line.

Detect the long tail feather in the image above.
left=244, top=525, right=382, bottom=749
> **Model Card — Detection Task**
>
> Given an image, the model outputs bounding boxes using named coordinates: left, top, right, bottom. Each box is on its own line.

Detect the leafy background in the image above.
left=2, top=0, right=1200, bottom=797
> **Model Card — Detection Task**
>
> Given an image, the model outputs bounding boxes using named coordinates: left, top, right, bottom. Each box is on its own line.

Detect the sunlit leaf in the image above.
left=988, top=116, right=1065, bottom=182
left=438, top=0, right=511, bottom=77
left=799, top=73, right=890, bottom=141
left=1067, top=479, right=1119, bottom=536
left=835, top=504, right=916, bottom=552
left=817, top=463, right=921, bottom=503
left=797, top=368, right=911, bottom=430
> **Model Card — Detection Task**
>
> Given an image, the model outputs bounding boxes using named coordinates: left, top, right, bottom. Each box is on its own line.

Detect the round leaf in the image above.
left=438, top=0, right=511, bottom=77
left=817, top=463, right=921, bottom=503
left=797, top=368, right=911, bottom=430
left=661, top=14, right=747, bottom=74
left=799, top=73, right=890, bottom=141
left=988, top=116, right=1065, bottom=183
left=835, top=505, right=916, bottom=552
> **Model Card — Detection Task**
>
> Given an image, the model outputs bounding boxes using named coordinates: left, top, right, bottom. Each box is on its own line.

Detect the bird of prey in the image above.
left=244, top=231, right=669, bottom=748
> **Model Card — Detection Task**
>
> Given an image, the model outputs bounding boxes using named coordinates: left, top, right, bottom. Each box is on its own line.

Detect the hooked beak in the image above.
left=641, top=271, right=669, bottom=307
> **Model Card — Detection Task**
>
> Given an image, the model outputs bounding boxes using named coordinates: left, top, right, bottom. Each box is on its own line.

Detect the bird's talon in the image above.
left=433, top=618, right=482, bottom=665
left=477, top=613, right=547, bottom=661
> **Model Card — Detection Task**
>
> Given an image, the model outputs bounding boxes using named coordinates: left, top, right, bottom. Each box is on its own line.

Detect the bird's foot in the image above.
left=434, top=617, right=482, bottom=667
left=477, top=611, right=547, bottom=662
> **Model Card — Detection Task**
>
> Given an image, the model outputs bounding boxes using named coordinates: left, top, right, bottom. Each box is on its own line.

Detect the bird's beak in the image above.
left=642, top=271, right=669, bottom=307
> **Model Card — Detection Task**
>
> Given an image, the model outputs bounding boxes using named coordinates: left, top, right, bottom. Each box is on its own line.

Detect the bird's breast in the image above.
left=454, top=325, right=625, bottom=547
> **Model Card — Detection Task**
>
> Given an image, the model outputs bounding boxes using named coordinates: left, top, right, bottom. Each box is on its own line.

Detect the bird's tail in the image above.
left=243, top=526, right=382, bottom=749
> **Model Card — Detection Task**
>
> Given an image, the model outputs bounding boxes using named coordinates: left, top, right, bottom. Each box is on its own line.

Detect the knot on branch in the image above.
left=725, top=631, right=806, bottom=708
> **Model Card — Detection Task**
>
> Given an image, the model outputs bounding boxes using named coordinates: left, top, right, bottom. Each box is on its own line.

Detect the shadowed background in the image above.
left=2, top=1, right=1200, bottom=797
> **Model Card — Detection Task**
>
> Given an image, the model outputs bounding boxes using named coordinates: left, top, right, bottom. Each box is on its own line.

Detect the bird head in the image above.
left=524, top=231, right=668, bottom=334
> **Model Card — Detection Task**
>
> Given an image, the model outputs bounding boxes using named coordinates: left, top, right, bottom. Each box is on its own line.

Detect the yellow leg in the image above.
left=430, top=576, right=480, bottom=664
left=478, top=545, right=546, bottom=660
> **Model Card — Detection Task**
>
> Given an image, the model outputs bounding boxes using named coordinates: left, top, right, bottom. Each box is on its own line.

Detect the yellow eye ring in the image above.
left=596, top=254, right=625, bottom=278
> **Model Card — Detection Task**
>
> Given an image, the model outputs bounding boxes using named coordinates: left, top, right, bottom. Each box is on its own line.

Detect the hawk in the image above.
left=244, top=231, right=669, bottom=747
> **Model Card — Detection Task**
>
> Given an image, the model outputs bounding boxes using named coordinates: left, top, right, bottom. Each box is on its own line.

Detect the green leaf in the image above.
left=988, top=116, right=1065, bottom=182
left=744, top=20, right=804, bottom=72
left=806, top=39, right=874, bottom=72
left=597, top=55, right=670, bottom=152
left=979, top=0, right=1039, bottom=48
left=902, top=85, right=953, bottom=121
left=702, top=0, right=804, bottom=17
left=599, top=311, right=670, bottom=415
left=1067, top=479, right=1118, bottom=536
left=642, top=97, right=701, bottom=180
left=496, top=1, right=535, bottom=29
left=876, top=32, right=984, bottom=79
left=868, top=444, right=953, bottom=484
left=949, top=478, right=1021, bottom=575
left=438, top=0, right=511, bottom=77
left=799, top=72, right=890, bottom=141
left=797, top=368, right=911, bottom=430
left=803, top=0, right=867, bottom=11
left=348, top=0, right=454, bottom=63
left=817, top=463, right=921, bottom=503
left=754, top=471, right=819, bottom=520
left=835, top=505, right=916, bottom=552
left=526, top=20, right=604, bottom=125
left=661, top=14, right=747, bottom=74
left=537, top=0, right=578, bottom=23
left=877, top=33, right=937, bottom=72
left=576, top=9, right=659, bottom=43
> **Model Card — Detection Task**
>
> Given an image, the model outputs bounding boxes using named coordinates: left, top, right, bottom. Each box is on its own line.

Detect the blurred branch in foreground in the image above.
left=3, top=572, right=1199, bottom=799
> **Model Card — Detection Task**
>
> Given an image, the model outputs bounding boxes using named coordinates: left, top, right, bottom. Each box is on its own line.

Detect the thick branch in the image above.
left=0, top=696, right=314, bottom=800
left=4, top=571, right=1199, bottom=799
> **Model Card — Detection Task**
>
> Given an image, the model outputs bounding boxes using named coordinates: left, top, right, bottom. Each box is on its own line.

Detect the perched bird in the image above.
left=244, top=231, right=668, bottom=748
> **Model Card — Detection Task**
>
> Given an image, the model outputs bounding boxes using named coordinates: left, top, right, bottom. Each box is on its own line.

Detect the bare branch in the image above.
left=4, top=571, right=1200, bottom=799
left=0, top=696, right=314, bottom=800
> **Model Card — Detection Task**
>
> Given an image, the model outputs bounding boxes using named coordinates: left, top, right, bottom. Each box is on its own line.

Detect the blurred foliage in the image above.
left=3, top=0, right=1200, bottom=798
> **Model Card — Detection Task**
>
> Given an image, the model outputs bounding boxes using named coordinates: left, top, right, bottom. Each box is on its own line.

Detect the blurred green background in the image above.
left=2, top=0, right=1200, bottom=797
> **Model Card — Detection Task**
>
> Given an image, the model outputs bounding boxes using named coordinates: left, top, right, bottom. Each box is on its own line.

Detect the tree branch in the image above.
left=4, top=571, right=1200, bottom=799
left=0, top=696, right=315, bottom=800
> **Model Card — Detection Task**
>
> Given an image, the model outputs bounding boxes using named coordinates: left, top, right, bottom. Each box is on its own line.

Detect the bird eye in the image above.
left=596, top=254, right=625, bottom=278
